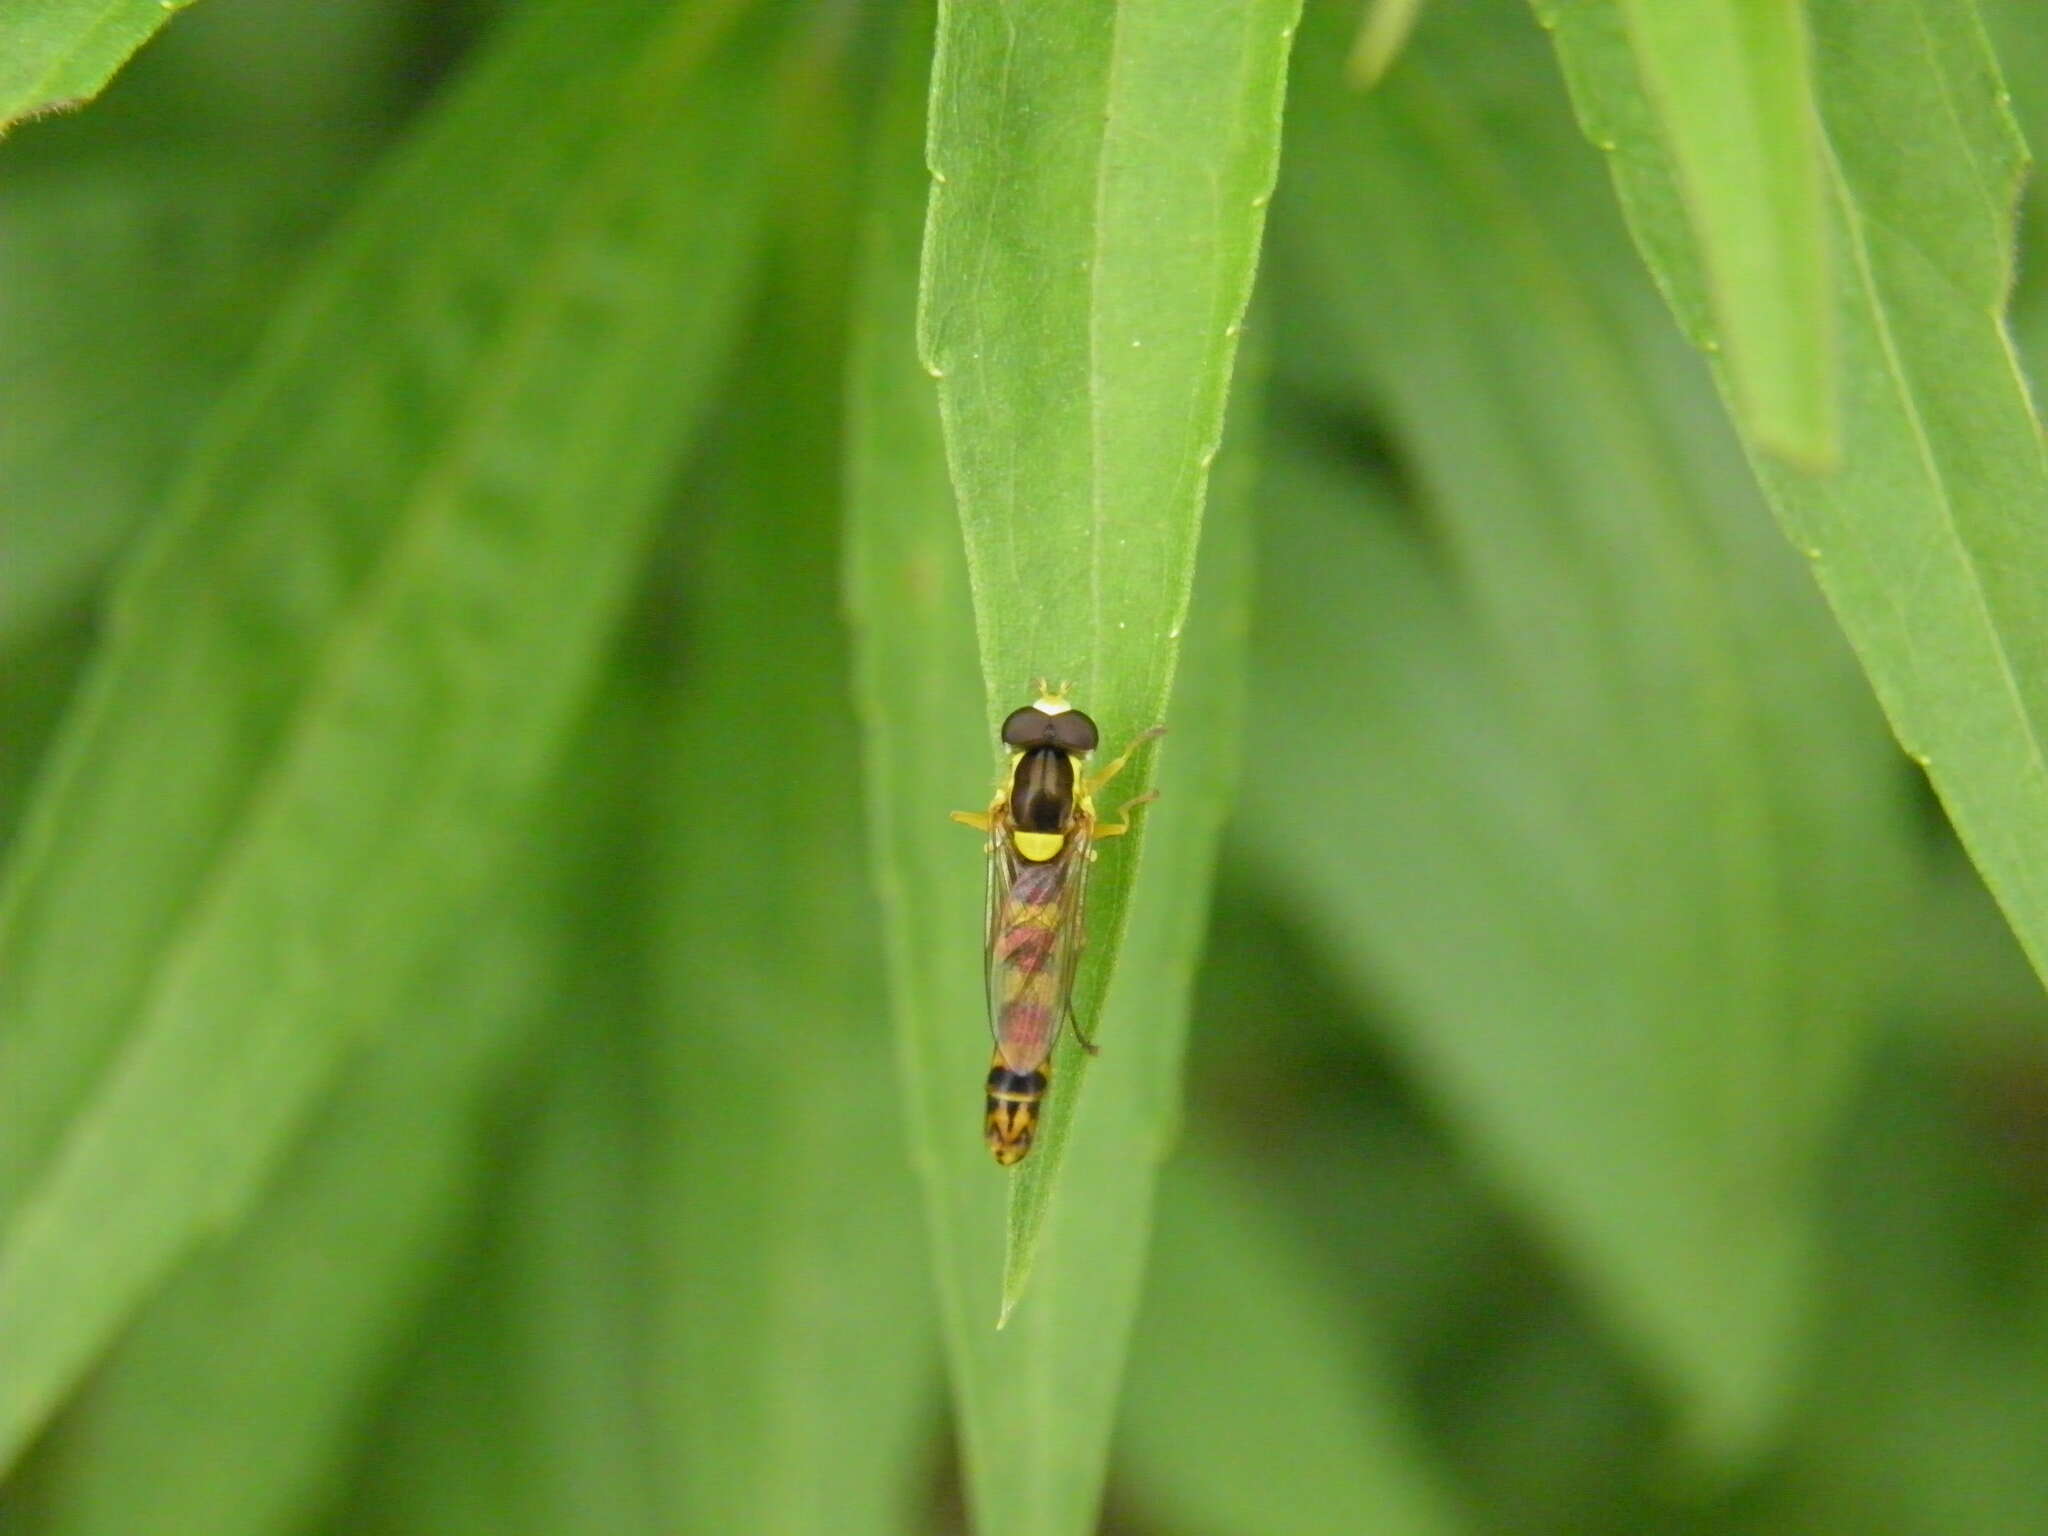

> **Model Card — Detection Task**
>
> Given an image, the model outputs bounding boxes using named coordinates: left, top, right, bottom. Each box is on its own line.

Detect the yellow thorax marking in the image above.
left=1011, top=830, right=1066, bottom=862
left=999, top=730, right=1091, bottom=867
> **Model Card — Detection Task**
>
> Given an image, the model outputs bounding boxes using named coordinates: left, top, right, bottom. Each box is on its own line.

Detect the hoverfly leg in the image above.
left=1067, top=1007, right=1102, bottom=1056
left=950, top=809, right=993, bottom=831
left=1091, top=790, right=1159, bottom=840
left=1087, top=725, right=1166, bottom=796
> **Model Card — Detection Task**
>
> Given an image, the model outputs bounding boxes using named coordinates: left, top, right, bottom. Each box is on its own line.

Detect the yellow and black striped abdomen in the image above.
left=984, top=1053, right=1050, bottom=1165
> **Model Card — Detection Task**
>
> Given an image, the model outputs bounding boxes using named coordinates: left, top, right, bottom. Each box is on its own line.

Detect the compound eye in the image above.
left=1001, top=705, right=1054, bottom=748
left=1050, top=709, right=1099, bottom=753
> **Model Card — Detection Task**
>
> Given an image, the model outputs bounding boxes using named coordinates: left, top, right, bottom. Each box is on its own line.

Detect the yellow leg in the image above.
left=951, top=810, right=992, bottom=831
left=1092, top=790, right=1159, bottom=840
left=1087, top=726, right=1166, bottom=796
left=1067, top=1007, right=1102, bottom=1056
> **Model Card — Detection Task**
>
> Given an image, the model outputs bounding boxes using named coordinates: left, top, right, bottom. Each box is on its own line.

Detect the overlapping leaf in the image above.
left=0, top=0, right=201, bottom=129
left=0, top=0, right=785, bottom=1469
left=1, top=1, right=410, bottom=644
left=918, top=0, right=1298, bottom=1285
left=1542, top=0, right=1836, bottom=462
left=1266, top=0, right=1913, bottom=1457
left=853, top=12, right=1264, bottom=1532
left=640, top=154, right=939, bottom=1534
left=1546, top=0, right=2048, bottom=1008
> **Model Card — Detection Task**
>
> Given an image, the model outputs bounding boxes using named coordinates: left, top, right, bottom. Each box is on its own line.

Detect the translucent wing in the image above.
left=985, top=815, right=1094, bottom=1074
left=1047, top=814, right=1095, bottom=1051
left=980, top=806, right=1016, bottom=1040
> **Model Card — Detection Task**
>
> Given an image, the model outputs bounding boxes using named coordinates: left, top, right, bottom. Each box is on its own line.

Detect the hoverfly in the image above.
left=952, top=685, right=1163, bottom=1165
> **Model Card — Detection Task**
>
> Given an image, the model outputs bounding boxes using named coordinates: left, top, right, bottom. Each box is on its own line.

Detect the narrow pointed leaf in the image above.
left=1268, top=0, right=1912, bottom=1457
left=845, top=19, right=1006, bottom=1526
left=1546, top=0, right=1836, bottom=464
left=1545, top=0, right=2048, bottom=1009
left=1347, top=0, right=1428, bottom=88
left=0, top=0, right=783, bottom=1469
left=31, top=883, right=551, bottom=1536
left=641, top=181, right=939, bottom=1536
left=983, top=414, right=1254, bottom=1528
left=0, top=5, right=409, bottom=644
left=0, top=0, right=201, bottom=129
left=919, top=0, right=1298, bottom=1310
left=853, top=17, right=1259, bottom=1531
left=457, top=675, right=673, bottom=1536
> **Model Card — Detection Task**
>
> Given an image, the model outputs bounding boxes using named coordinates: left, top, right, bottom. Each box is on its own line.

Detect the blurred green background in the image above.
left=5, top=0, right=2048, bottom=1532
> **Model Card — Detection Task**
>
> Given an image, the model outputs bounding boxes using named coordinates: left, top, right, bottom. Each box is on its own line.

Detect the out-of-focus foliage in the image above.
left=1268, top=0, right=1911, bottom=1460
left=4, top=0, right=2048, bottom=1533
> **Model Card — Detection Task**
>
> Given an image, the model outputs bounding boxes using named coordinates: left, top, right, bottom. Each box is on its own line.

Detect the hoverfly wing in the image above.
left=985, top=816, right=1093, bottom=1075
left=980, top=803, right=1016, bottom=1044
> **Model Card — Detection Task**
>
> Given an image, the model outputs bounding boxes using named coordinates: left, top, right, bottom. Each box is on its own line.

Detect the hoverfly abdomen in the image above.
left=1008, top=861, right=1064, bottom=907
left=995, top=924, right=1057, bottom=972
left=994, top=861, right=1066, bottom=1061
left=985, top=1054, right=1050, bottom=1166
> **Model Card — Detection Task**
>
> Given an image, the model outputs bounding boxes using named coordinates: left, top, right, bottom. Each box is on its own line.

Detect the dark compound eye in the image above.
left=1050, top=709, right=1098, bottom=753
left=1001, top=705, right=1055, bottom=748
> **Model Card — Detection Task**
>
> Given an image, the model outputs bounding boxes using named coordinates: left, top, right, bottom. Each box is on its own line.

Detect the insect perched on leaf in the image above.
left=952, top=685, right=1164, bottom=1166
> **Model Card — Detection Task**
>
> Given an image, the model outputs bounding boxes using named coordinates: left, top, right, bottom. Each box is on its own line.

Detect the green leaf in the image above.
left=851, top=16, right=1260, bottom=1530
left=1347, top=0, right=1428, bottom=88
left=1537, top=0, right=1836, bottom=464
left=844, top=14, right=1007, bottom=1523
left=1181, top=882, right=1667, bottom=1535
left=23, top=660, right=681, bottom=1536
left=0, top=162, right=328, bottom=646
left=1760, top=1037, right=2048, bottom=1535
left=918, top=0, right=1298, bottom=1312
left=0, top=0, right=202, bottom=130
left=1120, top=1150, right=1466, bottom=1536
left=0, top=0, right=413, bottom=645
left=0, top=0, right=785, bottom=1471
left=296, top=658, right=675, bottom=1536
left=1544, top=3, right=2048, bottom=1005
left=498, top=1034, right=662, bottom=1536
left=324, top=1226, right=530, bottom=1536
left=0, top=617, right=94, bottom=859
left=986, top=391, right=1255, bottom=1530
left=436, top=658, right=673, bottom=1536
left=27, top=870, right=552, bottom=1536
left=637, top=122, right=940, bottom=1536
left=1265, top=0, right=1914, bottom=1456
